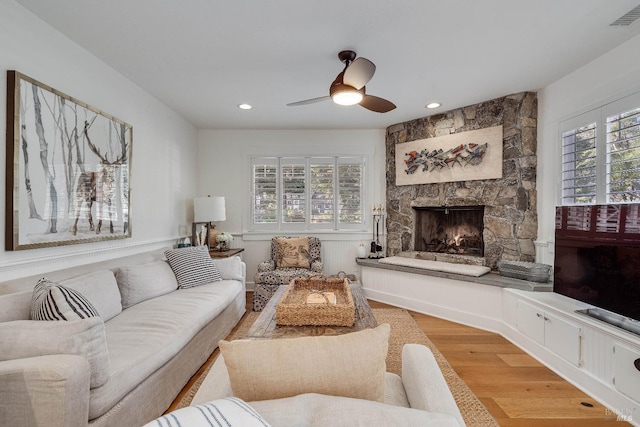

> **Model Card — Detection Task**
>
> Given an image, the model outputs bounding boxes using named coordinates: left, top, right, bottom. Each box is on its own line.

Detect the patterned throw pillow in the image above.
left=164, top=246, right=222, bottom=289
left=275, top=237, right=311, bottom=269
left=31, top=278, right=99, bottom=321
left=143, top=397, right=271, bottom=427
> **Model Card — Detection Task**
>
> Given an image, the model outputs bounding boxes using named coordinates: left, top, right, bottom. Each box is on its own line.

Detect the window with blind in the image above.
left=559, top=92, right=640, bottom=205
left=251, top=156, right=365, bottom=230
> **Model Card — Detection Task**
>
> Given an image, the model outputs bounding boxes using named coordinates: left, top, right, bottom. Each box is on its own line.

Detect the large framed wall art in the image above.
left=395, top=125, right=503, bottom=186
left=5, top=71, right=133, bottom=250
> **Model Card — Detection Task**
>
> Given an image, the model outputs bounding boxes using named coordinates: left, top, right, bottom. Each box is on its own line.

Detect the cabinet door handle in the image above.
left=543, top=316, right=549, bottom=321
left=536, top=313, right=542, bottom=318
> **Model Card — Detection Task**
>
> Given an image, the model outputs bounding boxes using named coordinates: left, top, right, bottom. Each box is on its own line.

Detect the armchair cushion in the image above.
left=275, top=237, right=311, bottom=268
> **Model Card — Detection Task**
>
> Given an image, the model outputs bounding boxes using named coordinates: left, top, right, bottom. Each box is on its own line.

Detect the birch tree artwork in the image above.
left=5, top=71, right=133, bottom=250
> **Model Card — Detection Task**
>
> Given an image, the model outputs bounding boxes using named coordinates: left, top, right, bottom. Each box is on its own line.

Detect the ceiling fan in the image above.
left=287, top=50, right=396, bottom=113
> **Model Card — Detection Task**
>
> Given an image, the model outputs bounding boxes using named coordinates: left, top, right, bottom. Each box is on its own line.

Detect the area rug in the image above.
left=176, top=308, right=498, bottom=427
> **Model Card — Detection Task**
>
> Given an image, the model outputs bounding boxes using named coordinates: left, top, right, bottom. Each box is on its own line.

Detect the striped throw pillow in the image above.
left=31, top=278, right=99, bottom=321
left=164, top=246, right=222, bottom=289
left=143, top=398, right=270, bottom=427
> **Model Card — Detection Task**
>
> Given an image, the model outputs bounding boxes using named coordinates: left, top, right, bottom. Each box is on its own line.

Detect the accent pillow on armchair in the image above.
left=252, top=236, right=323, bottom=311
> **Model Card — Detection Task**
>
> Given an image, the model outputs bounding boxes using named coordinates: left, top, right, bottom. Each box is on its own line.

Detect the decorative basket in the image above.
left=276, top=277, right=355, bottom=327
left=497, top=260, right=551, bottom=283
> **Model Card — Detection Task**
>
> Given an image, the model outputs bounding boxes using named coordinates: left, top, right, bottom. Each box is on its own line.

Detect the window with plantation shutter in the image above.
left=252, top=161, right=277, bottom=224
left=606, top=106, right=640, bottom=203
left=338, top=161, right=363, bottom=225
left=561, top=123, right=597, bottom=205
left=559, top=92, right=640, bottom=206
left=281, top=161, right=306, bottom=224
left=250, top=156, right=365, bottom=231
left=310, top=161, right=334, bottom=224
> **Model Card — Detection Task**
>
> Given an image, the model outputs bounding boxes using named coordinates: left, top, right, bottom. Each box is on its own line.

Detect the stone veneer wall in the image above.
left=385, top=92, right=538, bottom=269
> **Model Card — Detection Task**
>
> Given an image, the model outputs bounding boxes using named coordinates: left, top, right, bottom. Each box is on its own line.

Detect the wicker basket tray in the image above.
left=276, top=278, right=355, bottom=326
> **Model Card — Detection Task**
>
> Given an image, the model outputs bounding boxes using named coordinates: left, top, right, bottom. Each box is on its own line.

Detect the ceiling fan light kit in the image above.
left=287, top=50, right=396, bottom=113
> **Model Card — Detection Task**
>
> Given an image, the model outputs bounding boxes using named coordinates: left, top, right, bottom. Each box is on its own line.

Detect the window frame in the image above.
left=250, top=155, right=366, bottom=232
left=558, top=91, right=640, bottom=206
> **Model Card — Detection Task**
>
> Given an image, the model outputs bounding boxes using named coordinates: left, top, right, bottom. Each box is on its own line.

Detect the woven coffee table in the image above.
left=246, top=283, right=377, bottom=339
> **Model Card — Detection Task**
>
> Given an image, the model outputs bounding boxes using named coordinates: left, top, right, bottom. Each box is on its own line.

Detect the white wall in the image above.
left=0, top=0, right=198, bottom=280
left=197, top=129, right=386, bottom=284
left=537, top=33, right=640, bottom=265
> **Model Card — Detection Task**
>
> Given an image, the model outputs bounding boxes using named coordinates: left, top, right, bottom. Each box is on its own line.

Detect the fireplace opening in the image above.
left=413, top=206, right=485, bottom=256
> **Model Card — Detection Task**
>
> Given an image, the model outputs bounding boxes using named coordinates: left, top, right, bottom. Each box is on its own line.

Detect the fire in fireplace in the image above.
left=413, top=206, right=485, bottom=256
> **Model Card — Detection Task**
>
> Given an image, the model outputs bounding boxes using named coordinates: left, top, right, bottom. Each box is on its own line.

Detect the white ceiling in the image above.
left=14, top=0, right=640, bottom=130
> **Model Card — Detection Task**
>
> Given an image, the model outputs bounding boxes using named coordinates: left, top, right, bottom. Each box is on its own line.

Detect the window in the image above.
left=559, top=93, right=640, bottom=205
left=251, top=156, right=365, bottom=231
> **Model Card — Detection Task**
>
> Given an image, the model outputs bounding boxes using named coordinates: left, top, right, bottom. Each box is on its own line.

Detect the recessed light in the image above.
left=238, top=103, right=252, bottom=110
left=426, top=102, right=441, bottom=109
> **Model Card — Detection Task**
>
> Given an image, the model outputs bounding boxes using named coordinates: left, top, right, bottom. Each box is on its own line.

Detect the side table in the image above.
left=209, top=248, right=244, bottom=258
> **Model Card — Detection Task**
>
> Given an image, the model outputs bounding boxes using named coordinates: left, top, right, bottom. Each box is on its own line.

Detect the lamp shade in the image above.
left=194, top=196, right=226, bottom=222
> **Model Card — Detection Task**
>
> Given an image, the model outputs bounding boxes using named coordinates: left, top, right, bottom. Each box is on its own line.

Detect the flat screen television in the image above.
left=554, top=204, right=640, bottom=333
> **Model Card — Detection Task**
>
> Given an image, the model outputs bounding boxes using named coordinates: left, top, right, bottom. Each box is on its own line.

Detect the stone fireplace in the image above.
left=414, top=206, right=484, bottom=256
left=385, top=92, right=538, bottom=269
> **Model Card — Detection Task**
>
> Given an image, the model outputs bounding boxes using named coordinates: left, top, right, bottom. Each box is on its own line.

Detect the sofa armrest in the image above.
left=0, top=354, right=90, bottom=427
left=310, top=260, right=323, bottom=273
left=401, top=344, right=465, bottom=427
left=257, top=261, right=275, bottom=273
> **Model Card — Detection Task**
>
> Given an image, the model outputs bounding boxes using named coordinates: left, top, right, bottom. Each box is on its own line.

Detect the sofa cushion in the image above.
left=165, top=246, right=222, bottom=288
left=219, top=323, right=390, bottom=403
left=88, top=279, right=243, bottom=420
left=275, top=237, right=310, bottom=268
left=60, top=270, right=123, bottom=321
left=30, top=278, right=99, bottom=321
left=0, top=317, right=110, bottom=388
left=249, top=393, right=460, bottom=427
left=116, top=261, right=178, bottom=308
left=144, top=397, right=270, bottom=427
left=211, top=256, right=244, bottom=282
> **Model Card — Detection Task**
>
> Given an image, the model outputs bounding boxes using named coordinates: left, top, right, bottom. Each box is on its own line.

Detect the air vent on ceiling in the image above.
left=610, top=4, right=640, bottom=26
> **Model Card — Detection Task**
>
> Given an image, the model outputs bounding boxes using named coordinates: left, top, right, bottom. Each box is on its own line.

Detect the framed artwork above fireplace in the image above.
left=395, top=125, right=503, bottom=186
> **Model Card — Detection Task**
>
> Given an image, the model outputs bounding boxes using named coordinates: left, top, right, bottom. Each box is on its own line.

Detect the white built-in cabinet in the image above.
left=516, top=299, right=581, bottom=366
left=613, top=343, right=640, bottom=403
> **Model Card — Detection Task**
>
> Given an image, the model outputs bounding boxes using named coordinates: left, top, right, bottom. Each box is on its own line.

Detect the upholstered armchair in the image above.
left=252, top=236, right=323, bottom=311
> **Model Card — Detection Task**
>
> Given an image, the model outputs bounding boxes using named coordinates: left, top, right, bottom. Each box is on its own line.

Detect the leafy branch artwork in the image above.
left=404, top=142, right=488, bottom=174
left=5, top=71, right=133, bottom=250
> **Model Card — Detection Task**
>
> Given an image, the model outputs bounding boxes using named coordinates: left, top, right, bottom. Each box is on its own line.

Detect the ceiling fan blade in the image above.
left=286, top=96, right=331, bottom=106
left=343, top=57, right=376, bottom=90
left=360, top=95, right=396, bottom=113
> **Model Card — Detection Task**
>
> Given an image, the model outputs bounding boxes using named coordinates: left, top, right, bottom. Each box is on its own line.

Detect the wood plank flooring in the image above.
left=168, top=293, right=631, bottom=426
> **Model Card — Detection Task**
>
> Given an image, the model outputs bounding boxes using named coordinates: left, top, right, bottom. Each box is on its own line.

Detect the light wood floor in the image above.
left=169, top=293, right=630, bottom=426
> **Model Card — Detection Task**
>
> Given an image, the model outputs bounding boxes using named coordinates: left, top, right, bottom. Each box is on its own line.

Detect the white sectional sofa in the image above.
left=0, top=247, right=246, bottom=427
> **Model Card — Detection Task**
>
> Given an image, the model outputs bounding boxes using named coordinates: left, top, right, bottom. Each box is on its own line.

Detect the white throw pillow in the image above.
left=211, top=256, right=244, bottom=281
left=116, top=261, right=178, bottom=308
left=60, top=270, right=123, bottom=321
left=219, top=324, right=390, bottom=402
left=142, top=397, right=270, bottom=427
left=31, top=278, right=99, bottom=321
left=165, top=246, right=222, bottom=289
left=0, top=317, right=110, bottom=388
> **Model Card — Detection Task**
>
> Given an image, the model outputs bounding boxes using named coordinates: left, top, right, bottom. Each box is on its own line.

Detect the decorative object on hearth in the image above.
left=215, top=232, right=234, bottom=251
left=287, top=50, right=396, bottom=113
left=192, top=196, right=225, bottom=248
left=370, top=204, right=385, bottom=258
left=356, top=243, right=367, bottom=259
left=5, top=71, right=133, bottom=250
left=395, top=125, right=503, bottom=186
left=497, top=260, right=551, bottom=283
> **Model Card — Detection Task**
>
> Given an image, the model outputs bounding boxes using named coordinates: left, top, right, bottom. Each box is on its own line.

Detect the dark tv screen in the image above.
left=554, top=204, right=640, bottom=322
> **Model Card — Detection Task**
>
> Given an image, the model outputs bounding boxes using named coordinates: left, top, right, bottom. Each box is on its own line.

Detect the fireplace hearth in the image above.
left=414, top=206, right=485, bottom=257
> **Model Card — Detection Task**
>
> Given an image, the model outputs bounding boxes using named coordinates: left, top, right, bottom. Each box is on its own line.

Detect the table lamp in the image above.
left=192, top=196, right=226, bottom=248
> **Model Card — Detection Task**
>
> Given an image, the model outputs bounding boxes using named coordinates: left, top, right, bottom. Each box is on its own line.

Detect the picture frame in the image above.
left=395, top=125, right=503, bottom=186
left=5, top=70, right=133, bottom=250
